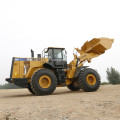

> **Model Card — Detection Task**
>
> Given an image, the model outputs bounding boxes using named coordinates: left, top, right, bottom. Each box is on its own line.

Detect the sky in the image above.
left=0, top=0, right=120, bottom=84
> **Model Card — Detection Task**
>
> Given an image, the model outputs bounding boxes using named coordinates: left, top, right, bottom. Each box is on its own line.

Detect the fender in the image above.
left=73, top=66, right=89, bottom=78
left=43, top=62, right=55, bottom=69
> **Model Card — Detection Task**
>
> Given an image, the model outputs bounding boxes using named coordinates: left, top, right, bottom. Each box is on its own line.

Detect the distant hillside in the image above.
left=0, top=83, right=21, bottom=89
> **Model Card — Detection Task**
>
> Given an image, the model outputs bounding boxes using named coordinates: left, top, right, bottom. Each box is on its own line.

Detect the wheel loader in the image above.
left=6, top=37, right=114, bottom=95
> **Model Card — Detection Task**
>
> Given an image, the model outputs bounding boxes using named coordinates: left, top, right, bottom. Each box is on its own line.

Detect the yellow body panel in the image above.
left=12, top=58, right=48, bottom=79
left=20, top=61, right=24, bottom=78
left=12, top=61, right=20, bottom=78
left=67, top=66, right=76, bottom=79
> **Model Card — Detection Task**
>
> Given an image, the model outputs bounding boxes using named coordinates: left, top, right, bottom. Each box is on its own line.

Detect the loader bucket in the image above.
left=81, top=37, right=114, bottom=54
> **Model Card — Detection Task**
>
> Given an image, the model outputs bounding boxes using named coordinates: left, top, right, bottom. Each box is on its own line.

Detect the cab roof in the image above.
left=48, top=47, right=65, bottom=50
left=44, top=47, right=65, bottom=53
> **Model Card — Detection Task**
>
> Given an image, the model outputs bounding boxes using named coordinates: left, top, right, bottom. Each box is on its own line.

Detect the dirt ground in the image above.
left=0, top=85, right=120, bottom=120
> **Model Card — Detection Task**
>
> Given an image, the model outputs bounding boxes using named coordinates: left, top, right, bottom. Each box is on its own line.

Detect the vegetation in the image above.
left=0, top=83, right=21, bottom=89
left=101, top=82, right=109, bottom=85
left=106, top=67, right=120, bottom=85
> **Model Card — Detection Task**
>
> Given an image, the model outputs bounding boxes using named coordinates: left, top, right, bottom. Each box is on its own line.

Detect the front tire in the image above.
left=78, top=68, right=101, bottom=92
left=30, top=69, right=57, bottom=95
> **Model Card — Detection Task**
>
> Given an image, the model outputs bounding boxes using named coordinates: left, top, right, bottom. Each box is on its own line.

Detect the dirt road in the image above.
left=0, top=85, right=120, bottom=120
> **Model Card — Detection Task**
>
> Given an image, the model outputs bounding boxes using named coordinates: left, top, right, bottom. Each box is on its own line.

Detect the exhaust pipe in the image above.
left=31, top=49, right=34, bottom=58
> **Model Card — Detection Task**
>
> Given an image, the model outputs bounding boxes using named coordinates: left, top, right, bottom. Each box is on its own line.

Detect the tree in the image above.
left=106, top=67, right=120, bottom=84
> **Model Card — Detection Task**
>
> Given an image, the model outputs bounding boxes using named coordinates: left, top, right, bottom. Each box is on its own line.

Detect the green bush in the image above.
left=106, top=67, right=120, bottom=85
left=0, top=83, right=21, bottom=89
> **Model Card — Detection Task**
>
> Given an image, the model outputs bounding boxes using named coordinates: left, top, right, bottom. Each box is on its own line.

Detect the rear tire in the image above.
left=67, top=81, right=81, bottom=91
left=78, top=68, right=101, bottom=92
left=30, top=69, right=57, bottom=95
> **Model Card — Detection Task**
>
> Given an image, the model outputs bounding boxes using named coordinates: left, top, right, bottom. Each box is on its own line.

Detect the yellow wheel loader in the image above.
left=6, top=37, right=114, bottom=95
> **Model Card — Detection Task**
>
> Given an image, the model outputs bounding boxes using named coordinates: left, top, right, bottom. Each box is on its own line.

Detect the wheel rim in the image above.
left=86, top=74, right=96, bottom=85
left=39, top=75, right=51, bottom=88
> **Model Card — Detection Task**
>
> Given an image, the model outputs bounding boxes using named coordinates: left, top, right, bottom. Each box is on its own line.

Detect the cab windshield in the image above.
left=43, top=48, right=67, bottom=61
left=54, top=49, right=62, bottom=59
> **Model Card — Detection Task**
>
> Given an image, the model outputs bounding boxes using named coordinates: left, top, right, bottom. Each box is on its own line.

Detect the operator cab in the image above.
left=42, top=47, right=67, bottom=85
left=43, top=47, right=67, bottom=61
left=42, top=47, right=67, bottom=69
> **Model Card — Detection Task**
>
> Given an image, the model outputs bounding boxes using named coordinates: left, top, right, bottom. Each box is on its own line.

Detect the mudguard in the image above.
left=73, top=66, right=88, bottom=78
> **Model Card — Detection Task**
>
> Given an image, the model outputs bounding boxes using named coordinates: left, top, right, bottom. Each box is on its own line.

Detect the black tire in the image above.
left=67, top=81, right=81, bottom=91
left=30, top=69, right=57, bottom=95
left=28, top=83, right=35, bottom=94
left=78, top=68, right=101, bottom=92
